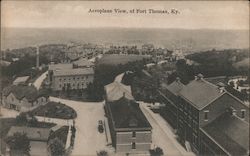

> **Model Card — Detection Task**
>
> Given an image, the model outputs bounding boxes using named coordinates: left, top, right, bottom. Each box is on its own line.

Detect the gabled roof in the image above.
left=179, top=78, right=224, bottom=110
left=2, top=85, right=47, bottom=102
left=201, top=112, right=249, bottom=156
left=7, top=126, right=51, bottom=141
left=13, top=76, right=30, bottom=85
left=108, top=97, right=151, bottom=130
left=104, top=82, right=134, bottom=102
left=165, top=79, right=184, bottom=96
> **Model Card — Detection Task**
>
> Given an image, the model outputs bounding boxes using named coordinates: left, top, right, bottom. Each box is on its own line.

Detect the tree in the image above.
left=5, top=132, right=30, bottom=155
left=48, top=138, right=65, bottom=156
left=150, top=147, right=164, bottom=156
left=97, top=150, right=108, bottom=156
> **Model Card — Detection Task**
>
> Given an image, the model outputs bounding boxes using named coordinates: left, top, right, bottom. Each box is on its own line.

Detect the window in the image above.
left=132, top=142, right=136, bottom=149
left=204, top=110, right=209, bottom=121
left=59, top=78, right=61, bottom=81
left=132, top=132, right=136, bottom=138
left=241, top=109, right=246, bottom=119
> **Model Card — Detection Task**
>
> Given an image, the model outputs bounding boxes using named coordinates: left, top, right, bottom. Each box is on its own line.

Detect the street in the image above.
left=49, top=96, right=112, bottom=156
left=139, top=102, right=195, bottom=156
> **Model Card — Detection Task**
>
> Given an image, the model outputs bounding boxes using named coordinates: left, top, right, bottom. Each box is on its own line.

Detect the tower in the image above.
left=36, top=46, right=39, bottom=68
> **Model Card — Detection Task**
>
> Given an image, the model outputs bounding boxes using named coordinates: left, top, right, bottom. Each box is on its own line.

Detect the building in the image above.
left=104, top=81, right=134, bottom=102
left=2, top=85, right=48, bottom=111
left=105, top=96, right=152, bottom=154
left=48, top=63, right=94, bottom=91
left=51, top=68, right=94, bottom=91
left=13, top=76, right=30, bottom=85
left=160, top=74, right=249, bottom=155
left=6, top=126, right=51, bottom=156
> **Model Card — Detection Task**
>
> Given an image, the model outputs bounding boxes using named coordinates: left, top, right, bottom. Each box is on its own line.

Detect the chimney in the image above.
left=123, top=92, right=125, bottom=97
left=36, top=46, right=39, bottom=68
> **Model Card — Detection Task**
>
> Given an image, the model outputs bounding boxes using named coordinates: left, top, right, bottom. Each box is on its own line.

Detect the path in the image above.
left=49, top=96, right=111, bottom=156
left=33, top=71, right=48, bottom=90
left=139, top=102, right=195, bottom=156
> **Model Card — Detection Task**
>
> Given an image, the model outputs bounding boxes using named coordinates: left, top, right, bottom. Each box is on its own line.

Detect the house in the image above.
left=2, top=85, right=48, bottom=112
left=6, top=126, right=51, bottom=156
left=160, top=74, right=249, bottom=155
left=13, top=76, right=30, bottom=85
left=104, top=81, right=134, bottom=102
left=105, top=96, right=152, bottom=154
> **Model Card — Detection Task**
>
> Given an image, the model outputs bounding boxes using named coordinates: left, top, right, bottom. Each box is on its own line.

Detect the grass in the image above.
left=98, top=54, right=149, bottom=65
left=31, top=101, right=77, bottom=119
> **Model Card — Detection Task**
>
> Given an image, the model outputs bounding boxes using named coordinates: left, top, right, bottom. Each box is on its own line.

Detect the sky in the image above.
left=1, top=1, right=249, bottom=29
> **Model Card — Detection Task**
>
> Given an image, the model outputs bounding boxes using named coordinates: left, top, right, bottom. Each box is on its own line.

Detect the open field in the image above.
left=98, top=54, right=149, bottom=65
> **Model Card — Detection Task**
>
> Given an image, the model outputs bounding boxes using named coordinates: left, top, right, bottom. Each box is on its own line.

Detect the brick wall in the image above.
left=199, top=93, right=249, bottom=127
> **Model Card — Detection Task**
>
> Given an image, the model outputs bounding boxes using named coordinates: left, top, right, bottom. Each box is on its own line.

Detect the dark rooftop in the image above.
left=2, top=85, right=48, bottom=102
left=179, top=78, right=224, bottom=110
left=108, top=97, right=151, bottom=130
left=201, top=112, right=249, bottom=156
left=164, top=78, right=184, bottom=96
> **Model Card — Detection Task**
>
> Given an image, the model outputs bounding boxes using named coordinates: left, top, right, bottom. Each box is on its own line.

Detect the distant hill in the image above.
left=1, top=28, right=249, bottom=52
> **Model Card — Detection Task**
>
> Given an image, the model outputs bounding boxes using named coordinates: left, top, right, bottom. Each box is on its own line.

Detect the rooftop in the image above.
left=179, top=77, right=224, bottom=110
left=7, top=126, right=51, bottom=141
left=53, top=68, right=94, bottom=76
left=2, top=85, right=47, bottom=102
left=48, top=63, right=73, bottom=71
left=201, top=112, right=249, bottom=156
left=104, top=82, right=134, bottom=102
left=108, top=97, right=151, bottom=130
left=164, top=78, right=184, bottom=96
left=13, top=76, right=30, bottom=84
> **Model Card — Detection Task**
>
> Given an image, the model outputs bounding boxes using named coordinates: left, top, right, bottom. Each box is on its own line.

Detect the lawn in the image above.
left=31, top=101, right=77, bottom=119
left=97, top=54, right=150, bottom=65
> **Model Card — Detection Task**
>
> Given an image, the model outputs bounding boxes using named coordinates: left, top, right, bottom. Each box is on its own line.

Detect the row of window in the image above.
left=203, top=108, right=246, bottom=121
left=59, top=76, right=89, bottom=81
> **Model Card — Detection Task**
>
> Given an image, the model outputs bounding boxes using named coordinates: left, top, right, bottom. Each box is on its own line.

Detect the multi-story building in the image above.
left=2, top=85, right=48, bottom=111
left=105, top=96, right=152, bottom=154
left=104, top=81, right=152, bottom=154
left=48, top=63, right=94, bottom=91
left=51, top=68, right=94, bottom=91
left=160, top=74, right=249, bottom=155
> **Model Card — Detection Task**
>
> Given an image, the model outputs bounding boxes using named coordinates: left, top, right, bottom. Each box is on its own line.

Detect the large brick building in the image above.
left=48, top=63, right=94, bottom=91
left=160, top=74, right=249, bottom=156
left=105, top=97, right=152, bottom=154
left=104, top=81, right=152, bottom=154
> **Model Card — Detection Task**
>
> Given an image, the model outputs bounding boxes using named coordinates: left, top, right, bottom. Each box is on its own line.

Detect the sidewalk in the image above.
left=139, top=102, right=195, bottom=156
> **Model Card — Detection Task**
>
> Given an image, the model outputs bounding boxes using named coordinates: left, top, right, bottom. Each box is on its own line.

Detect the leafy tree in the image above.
left=5, top=132, right=30, bottom=155
left=150, top=147, right=164, bottom=156
left=48, top=138, right=65, bottom=156
left=97, top=150, right=108, bottom=156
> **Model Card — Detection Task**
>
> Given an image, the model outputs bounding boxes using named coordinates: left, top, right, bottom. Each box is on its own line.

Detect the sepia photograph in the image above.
left=0, top=1, right=249, bottom=156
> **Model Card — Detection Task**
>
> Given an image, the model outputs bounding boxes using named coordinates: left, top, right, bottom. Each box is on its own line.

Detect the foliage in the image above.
left=150, top=147, right=164, bottom=156
left=48, top=138, right=65, bottom=156
left=97, top=150, right=108, bottom=156
left=5, top=132, right=30, bottom=155
left=86, top=60, right=146, bottom=101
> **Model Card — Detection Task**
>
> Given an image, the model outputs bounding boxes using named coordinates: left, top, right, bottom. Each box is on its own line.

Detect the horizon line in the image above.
left=1, top=26, right=249, bottom=31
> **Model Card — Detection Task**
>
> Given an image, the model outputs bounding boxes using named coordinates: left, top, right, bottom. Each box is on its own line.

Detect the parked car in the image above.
left=98, top=120, right=104, bottom=133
